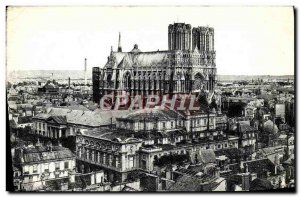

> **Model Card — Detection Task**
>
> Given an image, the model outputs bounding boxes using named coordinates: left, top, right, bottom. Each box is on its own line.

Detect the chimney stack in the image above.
left=84, top=58, right=87, bottom=90
left=68, top=77, right=71, bottom=93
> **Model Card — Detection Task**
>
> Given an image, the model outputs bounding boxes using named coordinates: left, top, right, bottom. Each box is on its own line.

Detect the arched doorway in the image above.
left=193, top=73, right=205, bottom=91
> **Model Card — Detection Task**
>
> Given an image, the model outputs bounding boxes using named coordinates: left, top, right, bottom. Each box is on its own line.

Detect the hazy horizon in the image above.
left=7, top=69, right=295, bottom=76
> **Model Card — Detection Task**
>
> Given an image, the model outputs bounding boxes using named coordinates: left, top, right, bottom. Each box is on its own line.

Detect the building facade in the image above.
left=14, top=145, right=76, bottom=191
left=93, top=22, right=217, bottom=103
left=75, top=108, right=240, bottom=182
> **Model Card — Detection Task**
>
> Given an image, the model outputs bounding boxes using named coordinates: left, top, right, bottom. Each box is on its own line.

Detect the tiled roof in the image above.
left=244, top=159, right=276, bottom=178
left=34, top=107, right=132, bottom=127
left=199, top=150, right=216, bottom=164
left=260, top=146, right=284, bottom=156
left=122, top=186, right=138, bottom=191
left=121, top=108, right=182, bottom=121
left=47, top=116, right=67, bottom=125
left=20, top=146, right=74, bottom=164
left=17, top=116, right=32, bottom=124
left=238, top=124, right=257, bottom=133
left=105, top=51, right=169, bottom=69
left=80, top=128, right=140, bottom=143
left=168, top=175, right=204, bottom=191
left=190, top=149, right=216, bottom=164
left=214, top=148, right=244, bottom=160
left=249, top=178, right=273, bottom=191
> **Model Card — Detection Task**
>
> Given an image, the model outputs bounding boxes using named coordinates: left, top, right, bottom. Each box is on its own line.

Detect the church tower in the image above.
left=192, top=26, right=214, bottom=52
left=168, top=23, right=191, bottom=51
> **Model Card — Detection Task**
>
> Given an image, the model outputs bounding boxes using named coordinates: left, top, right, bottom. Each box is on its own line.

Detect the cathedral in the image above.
left=92, top=22, right=217, bottom=103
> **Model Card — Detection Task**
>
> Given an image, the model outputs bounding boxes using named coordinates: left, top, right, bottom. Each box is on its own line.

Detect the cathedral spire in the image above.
left=118, top=32, right=122, bottom=52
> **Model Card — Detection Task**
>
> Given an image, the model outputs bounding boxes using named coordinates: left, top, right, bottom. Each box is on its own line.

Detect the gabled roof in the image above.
left=46, top=116, right=67, bottom=125
left=104, top=51, right=169, bottom=69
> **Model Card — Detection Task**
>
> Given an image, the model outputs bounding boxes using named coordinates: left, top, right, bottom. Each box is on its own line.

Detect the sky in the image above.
left=6, top=6, right=294, bottom=75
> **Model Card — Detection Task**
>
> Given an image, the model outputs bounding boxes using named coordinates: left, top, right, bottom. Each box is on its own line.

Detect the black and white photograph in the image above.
left=5, top=5, right=295, bottom=192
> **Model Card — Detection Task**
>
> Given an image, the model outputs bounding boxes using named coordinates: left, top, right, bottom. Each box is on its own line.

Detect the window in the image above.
left=55, top=162, right=60, bottom=170
left=24, top=166, right=29, bottom=174
left=44, top=164, right=49, bottom=173
left=163, top=122, right=166, bottom=128
left=116, top=157, right=120, bottom=168
left=33, top=165, right=37, bottom=173
left=64, top=161, right=69, bottom=169
left=128, top=156, right=134, bottom=168
left=171, top=122, right=174, bottom=128
left=86, top=150, right=89, bottom=160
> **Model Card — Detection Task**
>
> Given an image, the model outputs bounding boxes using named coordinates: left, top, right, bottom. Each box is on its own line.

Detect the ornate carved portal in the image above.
left=193, top=73, right=205, bottom=91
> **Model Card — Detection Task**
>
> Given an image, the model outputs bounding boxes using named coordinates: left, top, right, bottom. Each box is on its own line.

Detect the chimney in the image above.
left=20, top=148, right=24, bottom=163
left=117, top=32, right=122, bottom=52
left=68, top=77, right=71, bottom=94
left=36, top=138, right=41, bottom=147
left=84, top=58, right=87, bottom=90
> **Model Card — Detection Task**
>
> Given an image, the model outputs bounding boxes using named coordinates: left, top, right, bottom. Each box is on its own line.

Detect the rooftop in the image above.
left=34, top=107, right=132, bottom=127
left=18, top=146, right=74, bottom=164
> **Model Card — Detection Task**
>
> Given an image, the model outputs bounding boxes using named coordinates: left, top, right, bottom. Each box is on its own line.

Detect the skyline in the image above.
left=6, top=6, right=294, bottom=75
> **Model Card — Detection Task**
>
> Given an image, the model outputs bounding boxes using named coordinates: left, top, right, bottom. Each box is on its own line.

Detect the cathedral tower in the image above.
left=192, top=26, right=214, bottom=52
left=168, top=23, right=191, bottom=51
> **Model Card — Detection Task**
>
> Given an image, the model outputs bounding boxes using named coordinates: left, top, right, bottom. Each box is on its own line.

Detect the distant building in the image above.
left=38, top=81, right=59, bottom=95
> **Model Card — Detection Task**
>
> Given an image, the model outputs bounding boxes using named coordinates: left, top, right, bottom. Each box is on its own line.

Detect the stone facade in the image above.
left=93, top=22, right=217, bottom=103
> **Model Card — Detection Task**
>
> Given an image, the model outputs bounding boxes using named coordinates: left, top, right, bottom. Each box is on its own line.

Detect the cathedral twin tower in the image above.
left=92, top=22, right=217, bottom=103
left=168, top=23, right=214, bottom=52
